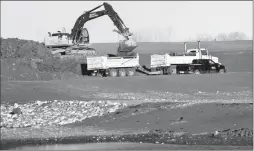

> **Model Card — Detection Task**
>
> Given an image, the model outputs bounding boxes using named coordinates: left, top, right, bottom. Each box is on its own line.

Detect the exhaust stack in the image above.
left=198, top=41, right=201, bottom=59
left=184, top=42, right=187, bottom=53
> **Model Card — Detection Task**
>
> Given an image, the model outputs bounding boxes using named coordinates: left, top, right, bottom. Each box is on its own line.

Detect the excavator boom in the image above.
left=103, top=2, right=131, bottom=38
left=71, top=2, right=133, bottom=44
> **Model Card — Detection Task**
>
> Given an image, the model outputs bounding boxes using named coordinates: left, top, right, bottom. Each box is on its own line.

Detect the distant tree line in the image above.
left=196, top=32, right=250, bottom=41
left=131, top=28, right=251, bottom=42
left=131, top=27, right=173, bottom=42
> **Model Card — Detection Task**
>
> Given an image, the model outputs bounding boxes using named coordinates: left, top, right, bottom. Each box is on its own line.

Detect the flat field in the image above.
left=0, top=40, right=253, bottom=150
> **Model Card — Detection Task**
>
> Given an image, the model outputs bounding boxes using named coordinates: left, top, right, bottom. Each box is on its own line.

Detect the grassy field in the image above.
left=92, top=40, right=253, bottom=54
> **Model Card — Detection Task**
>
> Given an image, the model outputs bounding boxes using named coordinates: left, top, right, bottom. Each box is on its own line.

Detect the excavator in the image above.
left=44, top=2, right=137, bottom=57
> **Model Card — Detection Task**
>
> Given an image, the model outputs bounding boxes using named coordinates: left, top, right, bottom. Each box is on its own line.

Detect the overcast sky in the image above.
left=1, top=1, right=253, bottom=43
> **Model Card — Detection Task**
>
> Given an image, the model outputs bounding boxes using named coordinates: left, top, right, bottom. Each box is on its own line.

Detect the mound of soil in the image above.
left=0, top=38, right=85, bottom=81
left=0, top=38, right=52, bottom=59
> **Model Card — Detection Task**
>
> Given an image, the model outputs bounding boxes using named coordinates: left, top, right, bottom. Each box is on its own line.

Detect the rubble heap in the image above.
left=0, top=100, right=127, bottom=128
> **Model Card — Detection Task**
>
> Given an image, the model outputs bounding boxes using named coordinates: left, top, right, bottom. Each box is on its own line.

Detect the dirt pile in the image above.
left=1, top=38, right=84, bottom=81
left=1, top=38, right=52, bottom=59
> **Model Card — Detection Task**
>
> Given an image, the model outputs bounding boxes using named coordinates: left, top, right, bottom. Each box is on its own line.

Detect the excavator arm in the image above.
left=71, top=2, right=133, bottom=45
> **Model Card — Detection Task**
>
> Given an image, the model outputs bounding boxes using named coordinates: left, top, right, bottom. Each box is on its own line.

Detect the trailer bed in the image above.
left=136, top=66, right=163, bottom=75
left=139, top=54, right=170, bottom=68
left=86, top=55, right=139, bottom=70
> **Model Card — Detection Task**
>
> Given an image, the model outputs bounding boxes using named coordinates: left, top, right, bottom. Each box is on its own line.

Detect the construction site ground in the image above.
left=0, top=38, right=253, bottom=150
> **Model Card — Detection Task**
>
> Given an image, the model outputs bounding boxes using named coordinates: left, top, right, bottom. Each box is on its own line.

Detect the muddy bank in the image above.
left=1, top=128, right=253, bottom=150
left=77, top=102, right=252, bottom=133
left=11, top=142, right=254, bottom=150
left=1, top=102, right=253, bottom=149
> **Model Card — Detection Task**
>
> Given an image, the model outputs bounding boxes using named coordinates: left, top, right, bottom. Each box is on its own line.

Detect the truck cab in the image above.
left=176, top=59, right=226, bottom=74
left=186, top=48, right=219, bottom=63
left=186, top=48, right=208, bottom=55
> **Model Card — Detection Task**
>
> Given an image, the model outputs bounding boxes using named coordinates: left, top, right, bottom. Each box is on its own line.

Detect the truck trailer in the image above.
left=86, top=54, right=139, bottom=77
left=86, top=53, right=172, bottom=77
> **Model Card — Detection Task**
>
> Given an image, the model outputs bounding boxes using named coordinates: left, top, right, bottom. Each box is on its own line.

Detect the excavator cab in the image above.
left=77, top=28, right=90, bottom=45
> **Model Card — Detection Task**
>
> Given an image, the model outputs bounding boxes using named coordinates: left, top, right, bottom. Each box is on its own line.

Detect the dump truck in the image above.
left=85, top=41, right=226, bottom=77
left=86, top=54, right=139, bottom=77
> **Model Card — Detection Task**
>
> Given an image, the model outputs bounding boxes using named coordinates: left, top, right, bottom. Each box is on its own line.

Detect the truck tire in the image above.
left=219, top=69, right=226, bottom=74
left=168, top=66, right=173, bottom=75
left=97, top=72, right=103, bottom=77
left=163, top=67, right=172, bottom=75
left=194, top=69, right=201, bottom=74
left=171, top=66, right=177, bottom=74
left=127, top=68, right=136, bottom=76
left=109, top=69, right=117, bottom=77
left=118, top=68, right=126, bottom=77
left=162, top=67, right=167, bottom=75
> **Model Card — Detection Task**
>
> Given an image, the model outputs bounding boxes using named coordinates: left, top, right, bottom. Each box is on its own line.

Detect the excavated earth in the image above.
left=0, top=38, right=253, bottom=150
left=0, top=38, right=87, bottom=81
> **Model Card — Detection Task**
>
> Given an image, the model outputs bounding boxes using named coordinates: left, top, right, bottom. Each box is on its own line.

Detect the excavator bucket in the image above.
left=118, top=38, right=137, bottom=52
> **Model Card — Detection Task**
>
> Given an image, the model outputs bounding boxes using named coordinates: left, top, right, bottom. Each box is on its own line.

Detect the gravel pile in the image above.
left=0, top=100, right=127, bottom=128
left=94, top=90, right=253, bottom=104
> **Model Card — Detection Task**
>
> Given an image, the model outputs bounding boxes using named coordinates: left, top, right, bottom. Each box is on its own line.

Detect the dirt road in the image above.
left=1, top=72, right=253, bottom=149
left=1, top=72, right=252, bottom=104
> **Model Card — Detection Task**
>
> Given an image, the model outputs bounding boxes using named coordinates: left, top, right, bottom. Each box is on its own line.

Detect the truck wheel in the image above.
left=194, top=69, right=201, bottom=74
left=97, top=72, right=103, bottom=77
left=171, top=67, right=177, bottom=74
left=219, top=69, right=226, bottom=74
left=164, top=67, right=172, bottom=75
left=118, top=69, right=126, bottom=77
left=162, top=67, right=167, bottom=75
left=127, top=68, right=136, bottom=76
left=168, top=67, right=173, bottom=75
left=109, top=69, right=117, bottom=77
left=91, top=72, right=96, bottom=76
